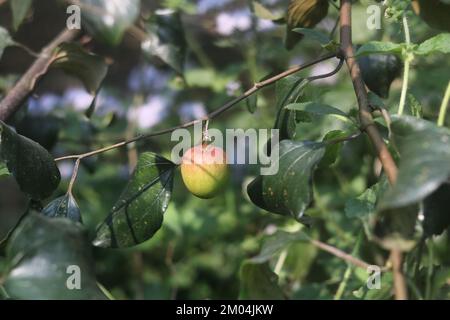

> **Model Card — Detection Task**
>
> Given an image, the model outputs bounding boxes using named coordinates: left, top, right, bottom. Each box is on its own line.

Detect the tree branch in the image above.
left=0, top=29, right=80, bottom=121
left=339, top=0, right=407, bottom=300
left=55, top=52, right=339, bottom=162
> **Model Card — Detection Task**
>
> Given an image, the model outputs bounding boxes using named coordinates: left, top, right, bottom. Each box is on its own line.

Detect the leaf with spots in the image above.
left=42, top=193, right=82, bottom=223
left=93, top=152, right=175, bottom=248
left=0, top=121, right=60, bottom=200
left=247, top=140, right=325, bottom=222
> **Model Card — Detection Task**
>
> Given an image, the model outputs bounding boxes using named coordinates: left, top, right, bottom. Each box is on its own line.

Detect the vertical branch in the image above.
left=339, top=0, right=407, bottom=300
left=398, top=13, right=411, bottom=116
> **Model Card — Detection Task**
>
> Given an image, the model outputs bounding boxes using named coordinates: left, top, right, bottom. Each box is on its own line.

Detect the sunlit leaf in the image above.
left=93, top=152, right=175, bottom=248
left=415, top=33, right=450, bottom=56
left=355, top=42, right=404, bottom=57
left=0, top=121, right=60, bottom=200
left=142, top=9, right=187, bottom=74
left=80, top=0, right=140, bottom=45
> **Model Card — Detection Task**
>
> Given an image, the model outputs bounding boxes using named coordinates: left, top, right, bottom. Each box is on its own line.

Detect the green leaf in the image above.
left=52, top=43, right=108, bottom=94
left=355, top=41, right=404, bottom=57
left=0, top=27, right=15, bottom=60
left=239, top=261, right=285, bottom=300
left=415, top=33, right=450, bottom=56
left=142, top=9, right=187, bottom=74
left=0, top=121, right=60, bottom=200
left=358, top=53, right=402, bottom=98
left=292, top=28, right=331, bottom=46
left=407, top=94, right=423, bottom=118
left=379, top=116, right=450, bottom=209
left=93, top=152, right=175, bottom=248
left=252, top=1, right=282, bottom=21
left=10, top=0, right=33, bottom=31
left=423, top=183, right=450, bottom=237
left=42, top=194, right=82, bottom=223
left=80, top=0, right=140, bottom=45
left=246, top=94, right=258, bottom=114
left=251, top=230, right=309, bottom=263
left=247, top=140, right=325, bottom=222
left=285, top=101, right=351, bottom=123
left=3, top=212, right=106, bottom=299
left=319, top=130, right=348, bottom=168
left=274, top=77, right=309, bottom=140
left=345, top=180, right=387, bottom=218
left=0, top=161, right=10, bottom=179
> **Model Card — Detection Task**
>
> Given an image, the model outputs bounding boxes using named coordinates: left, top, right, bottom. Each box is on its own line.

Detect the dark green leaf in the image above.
left=251, top=231, right=309, bottom=263
left=367, top=91, right=386, bottom=109
left=358, top=53, right=402, bottom=98
left=52, top=43, right=108, bottom=94
left=274, top=77, right=309, bottom=140
left=3, top=212, right=106, bottom=299
left=42, top=194, right=82, bottom=223
left=246, top=94, right=258, bottom=114
left=415, top=33, right=450, bottom=56
left=80, top=0, right=140, bottom=45
left=0, top=121, right=60, bottom=200
left=355, top=42, right=404, bottom=57
left=0, top=27, right=15, bottom=60
left=93, top=152, right=175, bottom=248
left=423, top=183, right=450, bottom=237
left=10, top=0, right=33, bottom=31
left=379, top=116, right=450, bottom=209
left=247, top=140, right=325, bottom=222
left=345, top=180, right=388, bottom=218
left=142, top=9, right=187, bottom=74
left=239, top=261, right=285, bottom=300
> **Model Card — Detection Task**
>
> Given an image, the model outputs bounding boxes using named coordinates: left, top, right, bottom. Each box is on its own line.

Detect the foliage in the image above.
left=0, top=0, right=449, bottom=300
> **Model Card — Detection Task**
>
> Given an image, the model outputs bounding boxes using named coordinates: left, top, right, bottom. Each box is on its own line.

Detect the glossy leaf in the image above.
left=358, top=53, right=402, bottom=98
left=93, top=152, right=175, bottom=248
left=10, top=0, right=33, bottom=31
left=415, top=33, right=450, bottom=56
left=80, top=0, right=140, bottom=45
left=379, top=116, right=450, bottom=209
left=3, top=212, right=106, bottom=299
left=142, top=9, right=187, bottom=74
left=42, top=194, right=82, bottom=223
left=0, top=121, right=60, bottom=200
left=0, top=27, right=14, bottom=60
left=239, top=261, right=285, bottom=300
left=247, top=140, right=325, bottom=222
left=355, top=41, right=404, bottom=57
left=52, top=43, right=108, bottom=94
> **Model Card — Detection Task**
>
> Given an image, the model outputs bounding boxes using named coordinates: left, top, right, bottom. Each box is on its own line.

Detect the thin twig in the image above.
left=339, top=0, right=406, bottom=300
left=54, top=52, right=338, bottom=162
left=0, top=29, right=80, bottom=121
left=437, top=81, right=450, bottom=127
